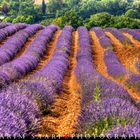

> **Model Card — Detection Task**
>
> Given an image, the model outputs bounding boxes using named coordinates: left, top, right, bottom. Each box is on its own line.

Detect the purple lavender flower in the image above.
left=104, top=49, right=130, bottom=79
left=0, top=25, right=58, bottom=87
left=135, top=60, right=140, bottom=72
left=105, top=28, right=132, bottom=44
left=0, top=87, right=41, bottom=137
left=120, top=28, right=140, bottom=41
left=0, top=24, right=44, bottom=66
left=92, top=27, right=113, bottom=49
left=105, top=125, right=140, bottom=138
left=125, top=74, right=140, bottom=92
left=0, top=22, right=12, bottom=29
left=0, top=23, right=27, bottom=42
left=75, top=27, right=139, bottom=136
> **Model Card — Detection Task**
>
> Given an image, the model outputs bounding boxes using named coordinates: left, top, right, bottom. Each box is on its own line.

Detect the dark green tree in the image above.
left=2, top=4, right=9, bottom=15
left=42, top=0, right=46, bottom=15
left=125, top=9, right=140, bottom=19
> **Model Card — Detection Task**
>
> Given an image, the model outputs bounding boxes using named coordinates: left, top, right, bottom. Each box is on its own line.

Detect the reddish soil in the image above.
left=36, top=31, right=81, bottom=137
left=105, top=31, right=140, bottom=74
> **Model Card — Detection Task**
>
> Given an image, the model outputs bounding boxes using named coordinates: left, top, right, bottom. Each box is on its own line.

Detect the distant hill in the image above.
left=34, top=0, right=49, bottom=5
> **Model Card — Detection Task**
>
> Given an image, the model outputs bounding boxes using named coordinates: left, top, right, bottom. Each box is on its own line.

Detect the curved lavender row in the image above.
left=120, top=28, right=140, bottom=41
left=105, top=125, right=140, bottom=138
left=135, top=61, right=140, bottom=72
left=105, top=27, right=132, bottom=44
left=125, top=74, right=140, bottom=93
left=0, top=23, right=27, bottom=42
left=15, top=26, right=73, bottom=110
left=75, top=27, right=139, bottom=136
left=92, top=27, right=113, bottom=49
left=0, top=25, right=58, bottom=87
left=104, top=49, right=130, bottom=80
left=136, top=29, right=140, bottom=32
left=0, top=22, right=12, bottom=29
left=0, top=89, right=41, bottom=137
left=0, top=24, right=44, bottom=66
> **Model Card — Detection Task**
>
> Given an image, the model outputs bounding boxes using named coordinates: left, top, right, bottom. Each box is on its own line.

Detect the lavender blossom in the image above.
left=92, top=27, right=113, bottom=49
left=104, top=49, right=130, bottom=79
left=0, top=22, right=12, bottom=29
left=120, top=28, right=140, bottom=41
left=75, top=27, right=138, bottom=136
left=105, top=28, right=132, bottom=44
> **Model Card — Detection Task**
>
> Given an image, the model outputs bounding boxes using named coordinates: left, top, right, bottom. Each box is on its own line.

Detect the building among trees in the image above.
left=34, top=0, right=48, bottom=5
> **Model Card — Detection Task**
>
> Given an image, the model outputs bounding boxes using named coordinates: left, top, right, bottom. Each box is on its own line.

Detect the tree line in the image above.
left=0, top=0, right=140, bottom=28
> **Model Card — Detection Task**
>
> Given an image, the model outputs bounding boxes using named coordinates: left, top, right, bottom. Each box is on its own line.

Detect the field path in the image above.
left=90, top=31, right=140, bottom=101
left=105, top=31, right=140, bottom=74
left=37, top=31, right=81, bottom=137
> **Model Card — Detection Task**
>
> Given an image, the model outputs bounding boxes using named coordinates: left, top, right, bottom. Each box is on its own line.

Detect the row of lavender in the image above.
left=93, top=27, right=131, bottom=80
left=0, top=26, right=74, bottom=137
left=0, top=23, right=27, bottom=42
left=95, top=27, right=140, bottom=96
left=0, top=24, right=44, bottom=66
left=0, top=24, right=55, bottom=88
left=0, top=22, right=12, bottom=29
left=75, top=27, right=140, bottom=137
left=105, top=28, right=132, bottom=45
left=120, top=28, right=140, bottom=41
left=0, top=25, right=58, bottom=136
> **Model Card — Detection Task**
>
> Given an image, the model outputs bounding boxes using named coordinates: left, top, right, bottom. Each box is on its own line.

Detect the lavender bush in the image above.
left=0, top=23, right=27, bottom=42
left=105, top=28, right=132, bottom=45
left=120, top=28, right=140, bottom=41
left=0, top=24, right=44, bottom=66
left=0, top=87, right=41, bottom=137
left=75, top=27, right=139, bottom=137
left=0, top=22, right=12, bottom=29
left=104, top=49, right=130, bottom=80
left=0, top=25, right=58, bottom=87
left=92, top=27, right=113, bottom=49
left=105, top=125, right=140, bottom=138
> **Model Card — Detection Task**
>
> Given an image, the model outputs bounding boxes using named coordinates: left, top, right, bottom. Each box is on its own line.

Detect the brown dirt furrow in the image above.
left=105, top=31, right=140, bottom=74
left=14, top=30, right=43, bottom=59
left=37, top=31, right=81, bottom=137
left=31, top=30, right=62, bottom=72
left=123, top=33, right=140, bottom=48
left=90, top=31, right=140, bottom=101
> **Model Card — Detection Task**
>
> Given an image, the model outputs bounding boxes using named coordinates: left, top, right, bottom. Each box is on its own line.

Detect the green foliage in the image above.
left=41, top=18, right=54, bottom=26
left=113, top=16, right=140, bottom=28
left=94, top=82, right=101, bottom=102
left=125, top=9, right=140, bottom=19
left=12, top=15, right=34, bottom=24
left=85, top=12, right=140, bottom=29
left=52, top=17, right=63, bottom=28
left=85, top=12, right=114, bottom=28
left=86, top=116, right=129, bottom=137
left=61, top=11, right=84, bottom=28
left=0, top=0, right=140, bottom=29
left=3, top=16, right=13, bottom=22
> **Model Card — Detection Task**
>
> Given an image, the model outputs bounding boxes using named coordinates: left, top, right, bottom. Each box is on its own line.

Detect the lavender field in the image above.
left=0, top=22, right=140, bottom=138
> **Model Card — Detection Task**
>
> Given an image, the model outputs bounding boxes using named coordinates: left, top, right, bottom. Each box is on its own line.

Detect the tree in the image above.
left=113, top=16, right=140, bottom=28
left=85, top=12, right=114, bottom=28
left=2, top=4, right=9, bottom=15
left=62, top=11, right=84, bottom=28
left=125, top=9, right=140, bottom=19
left=42, top=0, right=46, bottom=15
